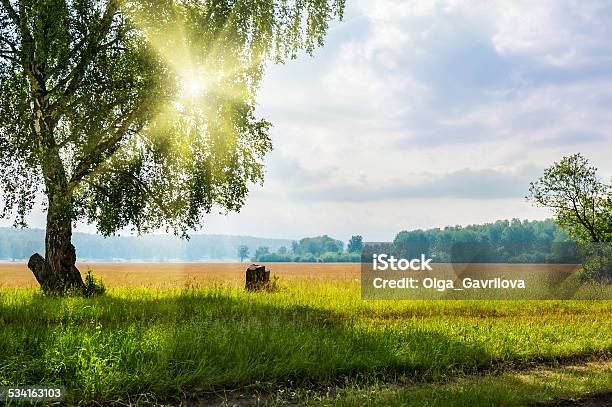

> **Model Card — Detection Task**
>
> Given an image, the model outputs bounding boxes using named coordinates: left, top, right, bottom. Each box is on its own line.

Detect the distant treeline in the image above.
left=251, top=235, right=362, bottom=262
left=0, top=219, right=576, bottom=263
left=394, top=219, right=571, bottom=246
left=254, top=219, right=577, bottom=263
left=0, top=228, right=292, bottom=262
left=390, top=219, right=578, bottom=263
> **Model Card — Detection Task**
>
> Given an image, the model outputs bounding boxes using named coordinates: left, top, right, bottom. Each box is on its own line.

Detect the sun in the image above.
left=181, top=73, right=207, bottom=98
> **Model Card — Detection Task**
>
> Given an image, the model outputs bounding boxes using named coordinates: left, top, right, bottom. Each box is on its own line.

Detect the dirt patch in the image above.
left=536, top=392, right=612, bottom=406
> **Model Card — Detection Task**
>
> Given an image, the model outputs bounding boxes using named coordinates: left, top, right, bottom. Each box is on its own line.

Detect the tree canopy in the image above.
left=527, top=154, right=612, bottom=282
left=347, top=235, right=362, bottom=253
left=527, top=153, right=612, bottom=243
left=0, top=0, right=345, bottom=235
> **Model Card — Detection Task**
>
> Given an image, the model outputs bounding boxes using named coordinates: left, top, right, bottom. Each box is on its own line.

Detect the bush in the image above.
left=83, top=270, right=106, bottom=297
left=578, top=244, right=612, bottom=283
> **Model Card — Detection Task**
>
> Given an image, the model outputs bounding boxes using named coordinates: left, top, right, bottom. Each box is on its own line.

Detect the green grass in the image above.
left=0, top=281, right=610, bottom=405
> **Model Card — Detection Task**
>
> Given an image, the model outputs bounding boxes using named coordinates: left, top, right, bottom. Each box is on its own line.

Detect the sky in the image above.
left=4, top=0, right=612, bottom=242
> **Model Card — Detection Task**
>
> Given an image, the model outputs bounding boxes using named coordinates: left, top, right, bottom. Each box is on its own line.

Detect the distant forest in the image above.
left=394, top=219, right=571, bottom=245
left=0, top=228, right=292, bottom=262
left=0, top=219, right=573, bottom=262
left=389, top=219, right=578, bottom=264
left=254, top=219, right=575, bottom=263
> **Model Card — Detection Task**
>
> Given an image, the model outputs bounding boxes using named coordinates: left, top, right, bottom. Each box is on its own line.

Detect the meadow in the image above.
left=0, top=262, right=610, bottom=406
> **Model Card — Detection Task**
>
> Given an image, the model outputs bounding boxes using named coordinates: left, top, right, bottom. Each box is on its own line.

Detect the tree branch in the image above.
left=0, top=50, right=19, bottom=62
left=0, top=35, right=18, bottom=53
left=1, top=0, right=34, bottom=70
left=68, top=98, right=152, bottom=190
left=80, top=165, right=174, bottom=222
left=81, top=177, right=113, bottom=200
left=55, top=95, right=132, bottom=149
left=48, top=0, right=120, bottom=119
left=103, top=168, right=174, bottom=221
left=0, top=0, right=20, bottom=27
left=570, top=170, right=599, bottom=242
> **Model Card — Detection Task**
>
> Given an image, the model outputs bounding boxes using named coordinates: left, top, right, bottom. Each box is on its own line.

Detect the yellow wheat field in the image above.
left=0, top=262, right=363, bottom=288
left=0, top=262, right=580, bottom=289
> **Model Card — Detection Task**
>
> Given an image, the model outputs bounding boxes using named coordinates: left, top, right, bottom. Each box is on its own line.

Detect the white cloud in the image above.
left=4, top=0, right=612, bottom=242
left=491, top=0, right=611, bottom=66
left=249, top=0, right=612, bottom=239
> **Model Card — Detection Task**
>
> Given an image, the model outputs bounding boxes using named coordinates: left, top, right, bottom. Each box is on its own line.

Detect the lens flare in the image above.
left=182, top=74, right=206, bottom=98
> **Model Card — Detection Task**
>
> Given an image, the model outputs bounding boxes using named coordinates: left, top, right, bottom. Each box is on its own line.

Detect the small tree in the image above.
left=277, top=245, right=288, bottom=255
left=347, top=235, right=363, bottom=253
left=0, top=0, right=344, bottom=294
left=527, top=154, right=611, bottom=243
left=237, top=245, right=249, bottom=262
left=528, top=153, right=612, bottom=282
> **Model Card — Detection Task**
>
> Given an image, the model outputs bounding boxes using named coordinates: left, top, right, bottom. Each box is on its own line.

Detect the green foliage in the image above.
left=527, top=154, right=612, bottom=282
left=254, top=246, right=270, bottom=258
left=254, top=250, right=361, bottom=262
left=319, top=251, right=361, bottom=262
left=0, top=0, right=345, bottom=236
left=392, top=219, right=579, bottom=263
left=527, top=153, right=612, bottom=243
left=83, top=270, right=106, bottom=297
left=252, top=234, right=356, bottom=262
left=293, top=235, right=344, bottom=256
left=395, top=219, right=570, bottom=246
left=578, top=243, right=612, bottom=283
left=253, top=221, right=583, bottom=263
left=347, top=235, right=363, bottom=253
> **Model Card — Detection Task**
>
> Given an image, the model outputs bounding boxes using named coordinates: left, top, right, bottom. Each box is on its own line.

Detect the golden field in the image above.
left=0, top=262, right=363, bottom=288
left=0, top=262, right=583, bottom=289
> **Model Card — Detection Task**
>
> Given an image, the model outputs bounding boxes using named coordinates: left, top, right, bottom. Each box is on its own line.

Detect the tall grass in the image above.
left=0, top=280, right=610, bottom=404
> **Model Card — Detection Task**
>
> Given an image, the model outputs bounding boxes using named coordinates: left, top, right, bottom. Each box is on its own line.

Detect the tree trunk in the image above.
left=24, top=63, right=84, bottom=294
left=28, top=203, right=84, bottom=294
left=28, top=166, right=84, bottom=294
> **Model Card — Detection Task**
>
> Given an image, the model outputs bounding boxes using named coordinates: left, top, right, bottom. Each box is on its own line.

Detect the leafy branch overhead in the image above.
left=0, top=0, right=345, bottom=235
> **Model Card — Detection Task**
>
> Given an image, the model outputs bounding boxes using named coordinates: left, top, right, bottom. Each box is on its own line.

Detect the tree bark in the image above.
left=28, top=149, right=84, bottom=294
left=28, top=200, right=84, bottom=294
left=46, top=200, right=84, bottom=290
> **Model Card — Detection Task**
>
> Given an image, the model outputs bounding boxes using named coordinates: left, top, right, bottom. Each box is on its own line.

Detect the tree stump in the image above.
left=245, top=264, right=269, bottom=291
left=27, top=253, right=58, bottom=293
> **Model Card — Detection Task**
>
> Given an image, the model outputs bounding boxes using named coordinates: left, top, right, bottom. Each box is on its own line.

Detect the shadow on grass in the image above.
left=0, top=290, right=606, bottom=405
left=0, top=290, right=497, bottom=403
